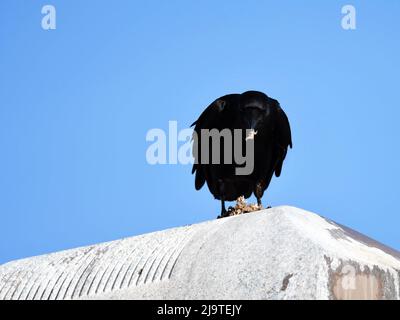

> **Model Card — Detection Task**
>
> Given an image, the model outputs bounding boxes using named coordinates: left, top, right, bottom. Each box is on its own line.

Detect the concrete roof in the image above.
left=0, top=206, right=399, bottom=300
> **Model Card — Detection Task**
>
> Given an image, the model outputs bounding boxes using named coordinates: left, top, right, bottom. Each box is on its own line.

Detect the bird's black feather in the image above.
left=191, top=91, right=292, bottom=214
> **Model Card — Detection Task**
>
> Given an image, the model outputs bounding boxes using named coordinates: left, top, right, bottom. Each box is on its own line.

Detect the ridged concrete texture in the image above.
left=0, top=206, right=399, bottom=300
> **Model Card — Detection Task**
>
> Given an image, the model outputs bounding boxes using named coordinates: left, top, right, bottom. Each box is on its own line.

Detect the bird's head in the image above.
left=239, top=91, right=274, bottom=140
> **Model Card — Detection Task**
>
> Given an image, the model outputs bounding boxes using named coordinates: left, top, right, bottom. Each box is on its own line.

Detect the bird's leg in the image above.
left=255, top=180, right=266, bottom=209
left=217, top=179, right=228, bottom=219
left=218, top=198, right=227, bottom=218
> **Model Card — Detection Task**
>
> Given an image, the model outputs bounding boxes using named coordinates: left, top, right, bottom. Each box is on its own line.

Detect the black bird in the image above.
left=191, top=91, right=292, bottom=217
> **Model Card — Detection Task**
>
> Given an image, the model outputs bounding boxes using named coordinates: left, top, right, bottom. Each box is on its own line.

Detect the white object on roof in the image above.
left=0, top=206, right=399, bottom=300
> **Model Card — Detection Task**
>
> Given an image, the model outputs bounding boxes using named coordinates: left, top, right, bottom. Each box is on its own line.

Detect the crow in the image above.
left=191, top=91, right=292, bottom=217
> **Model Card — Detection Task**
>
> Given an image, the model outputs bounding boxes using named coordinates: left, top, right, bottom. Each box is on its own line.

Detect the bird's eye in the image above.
left=216, top=100, right=226, bottom=111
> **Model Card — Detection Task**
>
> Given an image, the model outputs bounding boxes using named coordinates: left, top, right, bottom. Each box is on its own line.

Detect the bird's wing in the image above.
left=272, top=102, right=292, bottom=177
left=191, top=94, right=239, bottom=190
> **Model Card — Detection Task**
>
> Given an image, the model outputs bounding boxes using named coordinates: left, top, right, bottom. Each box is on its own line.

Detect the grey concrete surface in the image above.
left=0, top=206, right=399, bottom=300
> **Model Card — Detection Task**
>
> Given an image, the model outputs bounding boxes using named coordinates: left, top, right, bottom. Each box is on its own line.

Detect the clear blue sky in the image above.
left=1, top=0, right=399, bottom=264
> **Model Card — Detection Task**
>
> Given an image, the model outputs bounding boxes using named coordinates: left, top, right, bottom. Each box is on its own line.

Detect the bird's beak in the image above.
left=245, top=129, right=258, bottom=141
